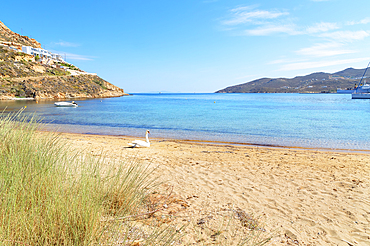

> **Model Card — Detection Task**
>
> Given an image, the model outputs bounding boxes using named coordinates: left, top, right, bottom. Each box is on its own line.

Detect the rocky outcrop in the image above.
left=0, top=21, right=41, bottom=48
left=0, top=47, right=126, bottom=99
left=0, top=22, right=127, bottom=100
left=0, top=74, right=126, bottom=100
left=2, top=74, right=127, bottom=100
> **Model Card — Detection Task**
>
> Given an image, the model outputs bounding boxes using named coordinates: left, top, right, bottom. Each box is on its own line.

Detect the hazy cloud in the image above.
left=347, top=17, right=370, bottom=26
left=53, top=41, right=80, bottom=47
left=319, top=30, right=370, bottom=42
left=245, top=24, right=298, bottom=36
left=223, top=6, right=289, bottom=25
left=279, top=57, right=370, bottom=71
left=221, top=4, right=370, bottom=73
left=268, top=58, right=290, bottom=65
left=358, top=17, right=370, bottom=24
left=306, top=22, right=339, bottom=33
left=244, top=21, right=342, bottom=36
left=65, top=53, right=94, bottom=61
left=220, top=6, right=297, bottom=37
left=296, top=42, right=355, bottom=57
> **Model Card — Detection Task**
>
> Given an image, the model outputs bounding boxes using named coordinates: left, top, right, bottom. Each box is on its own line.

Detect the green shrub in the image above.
left=57, top=62, right=78, bottom=70
left=0, top=109, right=183, bottom=245
left=93, top=78, right=108, bottom=89
left=46, top=68, right=70, bottom=76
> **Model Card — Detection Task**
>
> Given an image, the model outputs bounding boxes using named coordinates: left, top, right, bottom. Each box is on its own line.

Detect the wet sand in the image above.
left=59, top=132, right=370, bottom=245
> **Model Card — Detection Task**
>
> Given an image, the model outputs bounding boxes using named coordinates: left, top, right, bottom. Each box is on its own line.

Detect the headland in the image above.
left=0, top=20, right=127, bottom=100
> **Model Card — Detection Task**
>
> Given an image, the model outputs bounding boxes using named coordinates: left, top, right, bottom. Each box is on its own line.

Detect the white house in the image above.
left=22, top=46, right=64, bottom=62
left=51, top=53, right=63, bottom=61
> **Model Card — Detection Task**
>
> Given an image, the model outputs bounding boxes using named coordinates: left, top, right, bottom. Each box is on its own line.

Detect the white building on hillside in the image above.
left=51, top=53, right=64, bottom=61
left=22, top=46, right=64, bottom=62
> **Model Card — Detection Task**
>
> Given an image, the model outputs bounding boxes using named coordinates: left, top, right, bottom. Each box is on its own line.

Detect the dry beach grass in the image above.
left=0, top=113, right=186, bottom=245
left=1, top=109, right=368, bottom=245
left=57, top=132, right=370, bottom=245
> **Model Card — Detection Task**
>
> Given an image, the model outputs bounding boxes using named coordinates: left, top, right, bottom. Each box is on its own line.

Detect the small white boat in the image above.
left=54, top=101, right=78, bottom=107
left=351, top=62, right=370, bottom=99
left=352, top=93, right=370, bottom=99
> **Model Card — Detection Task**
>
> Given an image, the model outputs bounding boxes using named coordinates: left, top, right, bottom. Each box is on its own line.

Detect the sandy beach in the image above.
left=58, top=132, right=370, bottom=245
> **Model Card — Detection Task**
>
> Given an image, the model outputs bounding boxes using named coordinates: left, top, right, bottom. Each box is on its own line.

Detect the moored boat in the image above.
left=352, top=93, right=370, bottom=99
left=351, top=62, right=370, bottom=99
left=54, top=101, right=78, bottom=107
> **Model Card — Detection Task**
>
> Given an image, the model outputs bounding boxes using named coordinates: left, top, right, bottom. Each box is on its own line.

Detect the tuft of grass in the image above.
left=0, top=109, right=183, bottom=245
left=0, top=109, right=273, bottom=245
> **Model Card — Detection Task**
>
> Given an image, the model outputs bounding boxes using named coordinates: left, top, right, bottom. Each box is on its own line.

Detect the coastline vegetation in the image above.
left=45, top=67, right=71, bottom=76
left=0, top=109, right=184, bottom=245
left=0, top=109, right=273, bottom=245
left=57, top=62, right=79, bottom=71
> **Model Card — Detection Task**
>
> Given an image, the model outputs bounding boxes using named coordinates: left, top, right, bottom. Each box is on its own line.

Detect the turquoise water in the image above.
left=1, top=93, right=370, bottom=150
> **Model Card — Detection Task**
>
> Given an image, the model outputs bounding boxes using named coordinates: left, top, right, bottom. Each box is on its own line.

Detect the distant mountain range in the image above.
left=215, top=68, right=369, bottom=93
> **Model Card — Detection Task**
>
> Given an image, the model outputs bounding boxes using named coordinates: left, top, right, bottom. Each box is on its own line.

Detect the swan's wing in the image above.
left=129, top=140, right=149, bottom=147
left=132, top=140, right=146, bottom=145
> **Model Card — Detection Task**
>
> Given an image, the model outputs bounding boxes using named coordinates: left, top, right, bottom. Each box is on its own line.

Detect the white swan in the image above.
left=129, top=130, right=150, bottom=148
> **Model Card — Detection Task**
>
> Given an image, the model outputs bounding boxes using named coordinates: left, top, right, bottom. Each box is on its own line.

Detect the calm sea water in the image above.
left=1, top=93, right=370, bottom=150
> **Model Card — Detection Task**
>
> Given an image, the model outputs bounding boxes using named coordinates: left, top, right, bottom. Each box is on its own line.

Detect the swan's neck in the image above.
left=145, top=132, right=149, bottom=143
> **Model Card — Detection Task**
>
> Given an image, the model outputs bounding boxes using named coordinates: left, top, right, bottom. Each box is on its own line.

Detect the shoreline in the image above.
left=171, top=138, right=370, bottom=154
left=3, top=93, right=369, bottom=152
left=56, top=131, right=370, bottom=245
left=0, top=94, right=129, bottom=101
left=41, top=127, right=370, bottom=154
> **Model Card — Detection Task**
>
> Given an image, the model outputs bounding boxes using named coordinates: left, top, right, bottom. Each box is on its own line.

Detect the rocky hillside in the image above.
left=216, top=68, right=368, bottom=93
left=0, top=47, right=126, bottom=99
left=0, top=21, right=41, bottom=48
left=0, top=21, right=127, bottom=100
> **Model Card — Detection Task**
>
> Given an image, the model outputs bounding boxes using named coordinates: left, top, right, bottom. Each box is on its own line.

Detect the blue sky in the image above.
left=3, top=0, right=370, bottom=93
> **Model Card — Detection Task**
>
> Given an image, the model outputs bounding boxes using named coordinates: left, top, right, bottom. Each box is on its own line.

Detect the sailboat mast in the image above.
left=359, top=61, right=370, bottom=86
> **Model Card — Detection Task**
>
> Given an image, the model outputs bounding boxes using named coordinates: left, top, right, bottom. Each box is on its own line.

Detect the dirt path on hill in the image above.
left=8, top=74, right=74, bottom=82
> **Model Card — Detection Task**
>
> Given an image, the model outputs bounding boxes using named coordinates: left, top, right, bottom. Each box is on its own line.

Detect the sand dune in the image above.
left=59, top=133, right=370, bottom=245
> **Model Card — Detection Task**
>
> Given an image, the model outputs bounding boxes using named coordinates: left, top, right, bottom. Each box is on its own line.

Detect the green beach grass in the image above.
left=0, top=108, right=273, bottom=245
left=0, top=109, right=184, bottom=245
